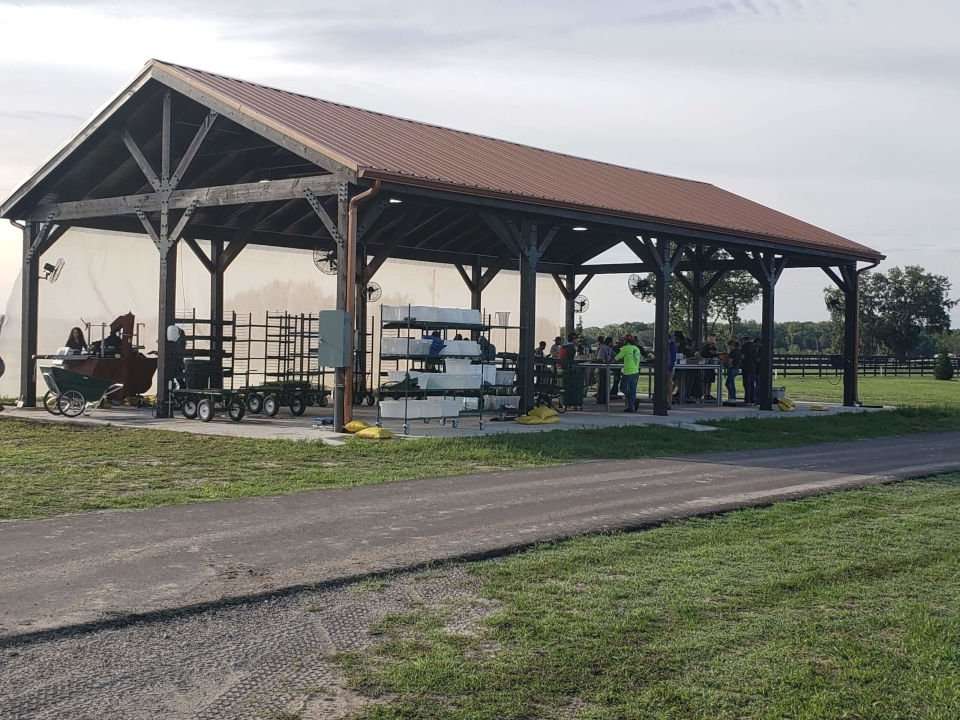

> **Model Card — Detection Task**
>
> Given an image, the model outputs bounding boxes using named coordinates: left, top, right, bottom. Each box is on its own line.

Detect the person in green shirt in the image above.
left=615, top=334, right=642, bottom=412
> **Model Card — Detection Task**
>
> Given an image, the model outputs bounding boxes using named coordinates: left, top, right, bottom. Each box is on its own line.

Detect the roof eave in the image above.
left=1, top=59, right=362, bottom=221
left=360, top=169, right=885, bottom=264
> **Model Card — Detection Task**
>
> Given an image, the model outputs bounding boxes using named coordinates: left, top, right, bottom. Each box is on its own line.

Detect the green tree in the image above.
left=629, top=271, right=761, bottom=340
left=934, top=351, right=955, bottom=380
left=825, top=265, right=957, bottom=358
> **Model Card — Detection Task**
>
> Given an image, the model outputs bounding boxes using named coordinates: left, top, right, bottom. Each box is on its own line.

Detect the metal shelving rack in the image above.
left=376, top=304, right=506, bottom=434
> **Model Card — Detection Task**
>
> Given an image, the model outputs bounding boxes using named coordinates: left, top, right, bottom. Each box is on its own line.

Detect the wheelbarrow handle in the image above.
left=105, top=383, right=125, bottom=398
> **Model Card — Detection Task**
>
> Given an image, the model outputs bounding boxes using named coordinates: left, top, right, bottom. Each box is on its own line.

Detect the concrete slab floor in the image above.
left=0, top=398, right=886, bottom=442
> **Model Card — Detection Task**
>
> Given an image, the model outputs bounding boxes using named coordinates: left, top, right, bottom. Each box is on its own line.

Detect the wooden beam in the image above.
left=377, top=181, right=881, bottom=265
left=161, top=90, right=172, bottom=187
left=433, top=223, right=484, bottom=252
left=479, top=266, right=500, bottom=290
left=35, top=224, right=69, bottom=258
left=400, top=209, right=447, bottom=243
left=305, top=189, right=340, bottom=243
left=424, top=216, right=470, bottom=248
left=455, top=263, right=474, bottom=291
left=702, top=269, right=728, bottom=294
left=538, top=225, right=560, bottom=255
left=169, top=201, right=198, bottom=245
left=170, top=110, right=217, bottom=189
left=821, top=266, right=848, bottom=292
left=220, top=240, right=247, bottom=270
left=357, top=196, right=390, bottom=240
left=135, top=210, right=162, bottom=252
left=574, top=274, right=594, bottom=296
left=121, top=128, right=161, bottom=192
left=673, top=270, right=695, bottom=294
left=551, top=273, right=570, bottom=299
left=184, top=236, right=213, bottom=273
left=479, top=212, right=522, bottom=256
left=30, top=174, right=345, bottom=221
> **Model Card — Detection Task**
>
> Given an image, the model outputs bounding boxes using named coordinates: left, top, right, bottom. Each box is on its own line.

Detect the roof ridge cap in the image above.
left=151, top=59, right=712, bottom=188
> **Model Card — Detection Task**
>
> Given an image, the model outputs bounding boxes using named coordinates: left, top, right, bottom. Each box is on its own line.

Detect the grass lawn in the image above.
left=342, top=473, right=960, bottom=719
left=782, top=374, right=959, bottom=407
left=2, top=406, right=960, bottom=520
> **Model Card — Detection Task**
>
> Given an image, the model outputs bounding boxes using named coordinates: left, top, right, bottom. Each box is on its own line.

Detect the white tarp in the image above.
left=0, top=227, right=564, bottom=398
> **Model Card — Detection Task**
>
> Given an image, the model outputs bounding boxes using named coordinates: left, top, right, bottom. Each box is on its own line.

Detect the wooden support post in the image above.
left=758, top=279, right=776, bottom=411
left=155, top=237, right=178, bottom=417
left=19, top=224, right=39, bottom=407
left=746, top=253, right=785, bottom=412
left=564, top=271, right=576, bottom=336
left=470, top=257, right=483, bottom=340
left=210, top=239, right=224, bottom=388
left=841, top=263, right=859, bottom=406
left=627, top=235, right=672, bottom=415
left=518, top=240, right=538, bottom=413
left=470, top=257, right=482, bottom=312
left=652, top=240, right=672, bottom=417
left=479, top=214, right=556, bottom=413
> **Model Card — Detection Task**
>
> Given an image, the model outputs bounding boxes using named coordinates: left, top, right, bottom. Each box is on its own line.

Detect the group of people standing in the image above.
left=534, top=330, right=766, bottom=410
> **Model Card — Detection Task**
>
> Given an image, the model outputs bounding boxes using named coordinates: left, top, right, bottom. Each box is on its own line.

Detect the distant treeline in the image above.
left=579, top=320, right=960, bottom=356
left=581, top=265, right=959, bottom=358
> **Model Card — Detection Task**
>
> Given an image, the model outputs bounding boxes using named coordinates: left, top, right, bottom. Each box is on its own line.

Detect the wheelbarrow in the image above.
left=40, top=363, right=124, bottom=417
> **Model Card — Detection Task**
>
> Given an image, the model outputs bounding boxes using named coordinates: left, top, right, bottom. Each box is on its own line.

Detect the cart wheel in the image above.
left=58, top=390, right=85, bottom=418
left=555, top=401, right=567, bottom=414
left=317, top=393, right=328, bottom=408
left=182, top=398, right=198, bottom=419
left=290, top=395, right=306, bottom=416
left=43, top=390, right=62, bottom=416
left=263, top=394, right=279, bottom=417
left=365, top=392, right=376, bottom=406
left=228, top=398, right=246, bottom=422
left=246, top=394, right=263, bottom=414
left=197, top=399, right=214, bottom=422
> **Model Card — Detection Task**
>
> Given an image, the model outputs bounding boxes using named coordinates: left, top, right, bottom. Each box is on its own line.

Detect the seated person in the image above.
left=65, top=326, right=88, bottom=354
left=102, top=328, right=122, bottom=354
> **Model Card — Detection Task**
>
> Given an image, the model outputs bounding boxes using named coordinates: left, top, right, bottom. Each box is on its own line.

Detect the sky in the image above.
left=1, top=0, right=958, bottom=328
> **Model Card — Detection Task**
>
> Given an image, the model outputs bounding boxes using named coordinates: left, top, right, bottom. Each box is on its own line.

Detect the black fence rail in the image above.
left=774, top=354, right=960, bottom=378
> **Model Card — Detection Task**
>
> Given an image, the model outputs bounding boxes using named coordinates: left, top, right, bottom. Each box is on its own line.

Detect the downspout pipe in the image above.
left=344, top=180, right=381, bottom=423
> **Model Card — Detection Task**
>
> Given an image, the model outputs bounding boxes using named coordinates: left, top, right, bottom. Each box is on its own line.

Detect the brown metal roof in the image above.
left=157, top=61, right=882, bottom=261
left=2, top=59, right=882, bottom=261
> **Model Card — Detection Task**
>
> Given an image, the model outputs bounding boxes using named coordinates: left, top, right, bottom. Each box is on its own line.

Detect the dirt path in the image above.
left=4, top=432, right=959, bottom=641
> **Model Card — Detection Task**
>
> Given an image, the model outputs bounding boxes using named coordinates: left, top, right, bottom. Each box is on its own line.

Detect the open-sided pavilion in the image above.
left=1, top=60, right=883, bottom=428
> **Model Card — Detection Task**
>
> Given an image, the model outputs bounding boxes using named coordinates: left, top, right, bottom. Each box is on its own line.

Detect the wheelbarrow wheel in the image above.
left=182, top=398, right=198, bottom=419
left=58, top=390, right=85, bottom=418
left=289, top=395, right=306, bottom=416
left=197, top=399, right=214, bottom=422
left=227, top=397, right=246, bottom=422
left=43, top=390, right=62, bottom=416
left=365, top=392, right=376, bottom=406
left=246, top=394, right=263, bottom=414
left=263, top=394, right=279, bottom=417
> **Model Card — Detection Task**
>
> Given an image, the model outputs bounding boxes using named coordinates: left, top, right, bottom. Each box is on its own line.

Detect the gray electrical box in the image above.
left=317, top=310, right=352, bottom=368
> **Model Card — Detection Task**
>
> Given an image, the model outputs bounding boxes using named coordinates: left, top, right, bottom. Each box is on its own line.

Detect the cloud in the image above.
left=0, top=110, right=86, bottom=122
left=0, top=0, right=956, bottom=326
